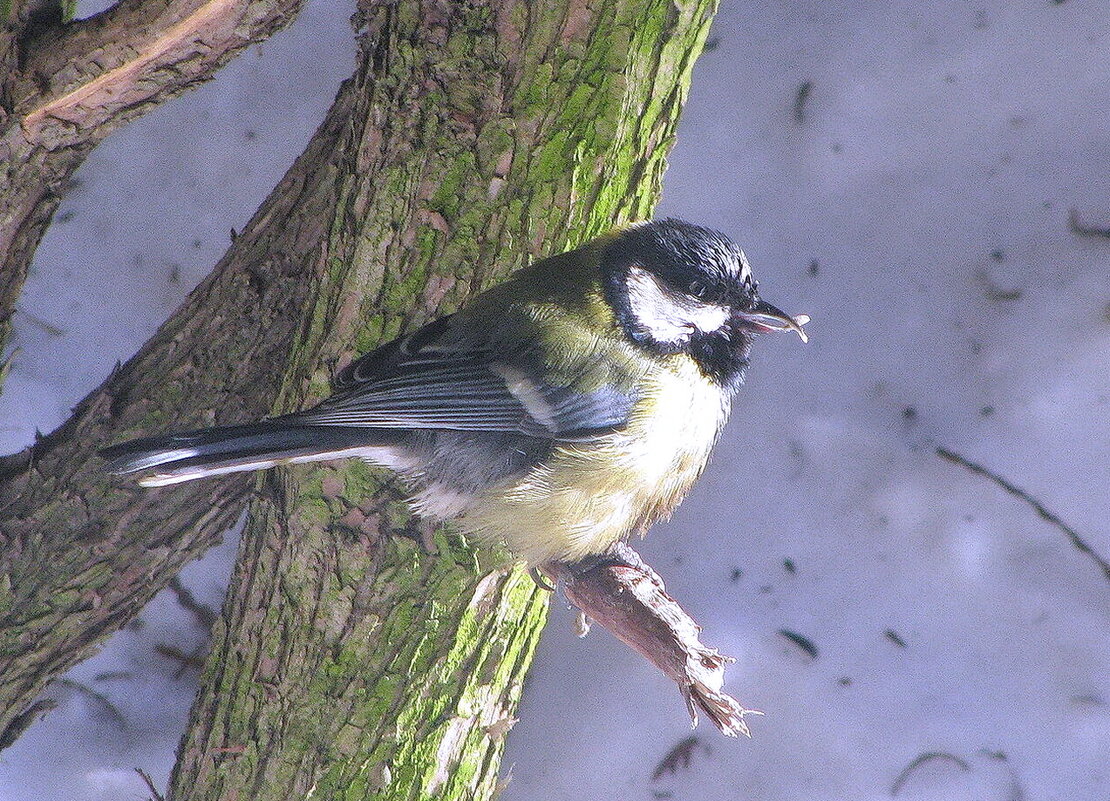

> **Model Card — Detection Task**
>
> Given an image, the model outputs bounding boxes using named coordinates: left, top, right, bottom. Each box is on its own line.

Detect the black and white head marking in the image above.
left=622, top=265, right=731, bottom=346
left=602, top=219, right=759, bottom=388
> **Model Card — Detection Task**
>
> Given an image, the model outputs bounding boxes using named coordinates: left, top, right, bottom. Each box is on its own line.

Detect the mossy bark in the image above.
left=168, top=2, right=718, bottom=798
left=0, top=0, right=717, bottom=790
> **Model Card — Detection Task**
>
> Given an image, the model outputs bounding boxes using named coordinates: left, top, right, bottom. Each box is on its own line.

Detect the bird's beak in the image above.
left=735, top=300, right=810, bottom=343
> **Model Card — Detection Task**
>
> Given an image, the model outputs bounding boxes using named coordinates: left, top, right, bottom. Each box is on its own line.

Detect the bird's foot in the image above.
left=527, top=566, right=557, bottom=592
left=562, top=542, right=664, bottom=589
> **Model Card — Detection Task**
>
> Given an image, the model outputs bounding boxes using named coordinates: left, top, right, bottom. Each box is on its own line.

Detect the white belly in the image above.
left=449, top=358, right=730, bottom=565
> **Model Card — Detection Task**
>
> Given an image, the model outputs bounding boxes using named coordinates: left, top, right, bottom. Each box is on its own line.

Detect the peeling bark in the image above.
left=556, top=556, right=761, bottom=738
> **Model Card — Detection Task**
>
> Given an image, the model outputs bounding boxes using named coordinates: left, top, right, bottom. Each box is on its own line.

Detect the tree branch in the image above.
left=15, top=0, right=304, bottom=148
left=937, top=446, right=1110, bottom=582
left=0, top=75, right=355, bottom=742
left=0, top=0, right=306, bottom=377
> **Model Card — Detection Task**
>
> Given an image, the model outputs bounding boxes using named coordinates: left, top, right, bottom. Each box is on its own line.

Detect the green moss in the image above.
left=167, top=1, right=720, bottom=799
left=341, top=459, right=388, bottom=502
left=295, top=495, right=332, bottom=528
left=474, top=122, right=514, bottom=174
left=429, top=153, right=478, bottom=219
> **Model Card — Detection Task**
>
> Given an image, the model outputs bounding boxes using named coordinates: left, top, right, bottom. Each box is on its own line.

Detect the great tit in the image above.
left=103, top=219, right=808, bottom=567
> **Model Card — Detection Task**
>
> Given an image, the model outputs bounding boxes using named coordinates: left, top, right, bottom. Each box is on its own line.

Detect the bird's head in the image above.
left=601, top=218, right=809, bottom=388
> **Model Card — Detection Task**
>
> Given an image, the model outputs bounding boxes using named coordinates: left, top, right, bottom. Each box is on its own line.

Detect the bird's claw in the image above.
left=528, top=566, right=557, bottom=592
left=561, top=542, right=664, bottom=588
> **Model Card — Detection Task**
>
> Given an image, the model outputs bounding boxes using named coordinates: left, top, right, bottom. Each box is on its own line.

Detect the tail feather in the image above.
left=101, top=421, right=401, bottom=487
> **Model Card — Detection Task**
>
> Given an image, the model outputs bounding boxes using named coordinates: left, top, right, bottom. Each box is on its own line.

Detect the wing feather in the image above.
left=295, top=312, right=637, bottom=438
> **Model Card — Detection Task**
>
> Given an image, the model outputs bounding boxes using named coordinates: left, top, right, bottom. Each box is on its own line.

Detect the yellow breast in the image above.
left=457, top=357, right=731, bottom=565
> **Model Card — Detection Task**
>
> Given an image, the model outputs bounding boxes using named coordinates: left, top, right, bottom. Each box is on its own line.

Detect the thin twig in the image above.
left=167, top=576, right=218, bottom=629
left=134, top=767, right=166, bottom=801
left=154, top=644, right=207, bottom=678
left=937, top=447, right=1110, bottom=582
left=16, top=309, right=64, bottom=336
left=54, top=679, right=128, bottom=729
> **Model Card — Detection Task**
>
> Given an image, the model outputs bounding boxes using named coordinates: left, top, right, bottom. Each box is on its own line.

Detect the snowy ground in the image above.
left=1, top=2, right=1107, bottom=800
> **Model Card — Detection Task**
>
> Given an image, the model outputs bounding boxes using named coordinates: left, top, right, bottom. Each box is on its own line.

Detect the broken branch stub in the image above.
left=555, top=561, right=762, bottom=737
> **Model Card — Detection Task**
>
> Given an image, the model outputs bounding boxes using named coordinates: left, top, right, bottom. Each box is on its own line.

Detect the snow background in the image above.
left=1, top=1, right=1108, bottom=800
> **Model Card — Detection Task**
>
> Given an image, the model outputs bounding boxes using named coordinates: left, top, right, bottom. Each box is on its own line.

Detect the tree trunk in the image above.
left=169, top=2, right=718, bottom=797
left=0, top=0, right=718, bottom=792
left=0, top=0, right=305, bottom=365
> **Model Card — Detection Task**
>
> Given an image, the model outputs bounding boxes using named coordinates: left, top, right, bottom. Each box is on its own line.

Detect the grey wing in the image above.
left=294, top=315, right=636, bottom=439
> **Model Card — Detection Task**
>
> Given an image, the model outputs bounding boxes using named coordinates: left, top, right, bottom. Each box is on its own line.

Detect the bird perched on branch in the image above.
left=103, top=219, right=808, bottom=568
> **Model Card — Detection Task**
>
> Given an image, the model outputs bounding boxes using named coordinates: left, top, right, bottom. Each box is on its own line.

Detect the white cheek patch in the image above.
left=625, top=266, right=729, bottom=346
left=625, top=267, right=691, bottom=344
left=688, top=300, right=730, bottom=333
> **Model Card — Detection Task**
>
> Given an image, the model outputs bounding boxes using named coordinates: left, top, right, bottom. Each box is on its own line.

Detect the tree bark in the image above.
left=0, top=0, right=305, bottom=366
left=0, top=0, right=718, bottom=792
left=168, top=2, right=718, bottom=798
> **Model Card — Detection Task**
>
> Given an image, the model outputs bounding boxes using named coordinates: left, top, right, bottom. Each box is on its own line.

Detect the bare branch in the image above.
left=134, top=766, right=166, bottom=801
left=166, top=577, right=218, bottom=630
left=0, top=0, right=306, bottom=368
left=890, top=751, right=970, bottom=796
left=0, top=76, right=354, bottom=744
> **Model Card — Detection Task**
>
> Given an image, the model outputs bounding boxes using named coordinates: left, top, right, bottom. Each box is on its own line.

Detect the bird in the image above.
left=102, top=219, right=808, bottom=568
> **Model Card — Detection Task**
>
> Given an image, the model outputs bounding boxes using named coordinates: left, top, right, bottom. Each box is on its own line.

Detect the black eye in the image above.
left=689, top=280, right=710, bottom=300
